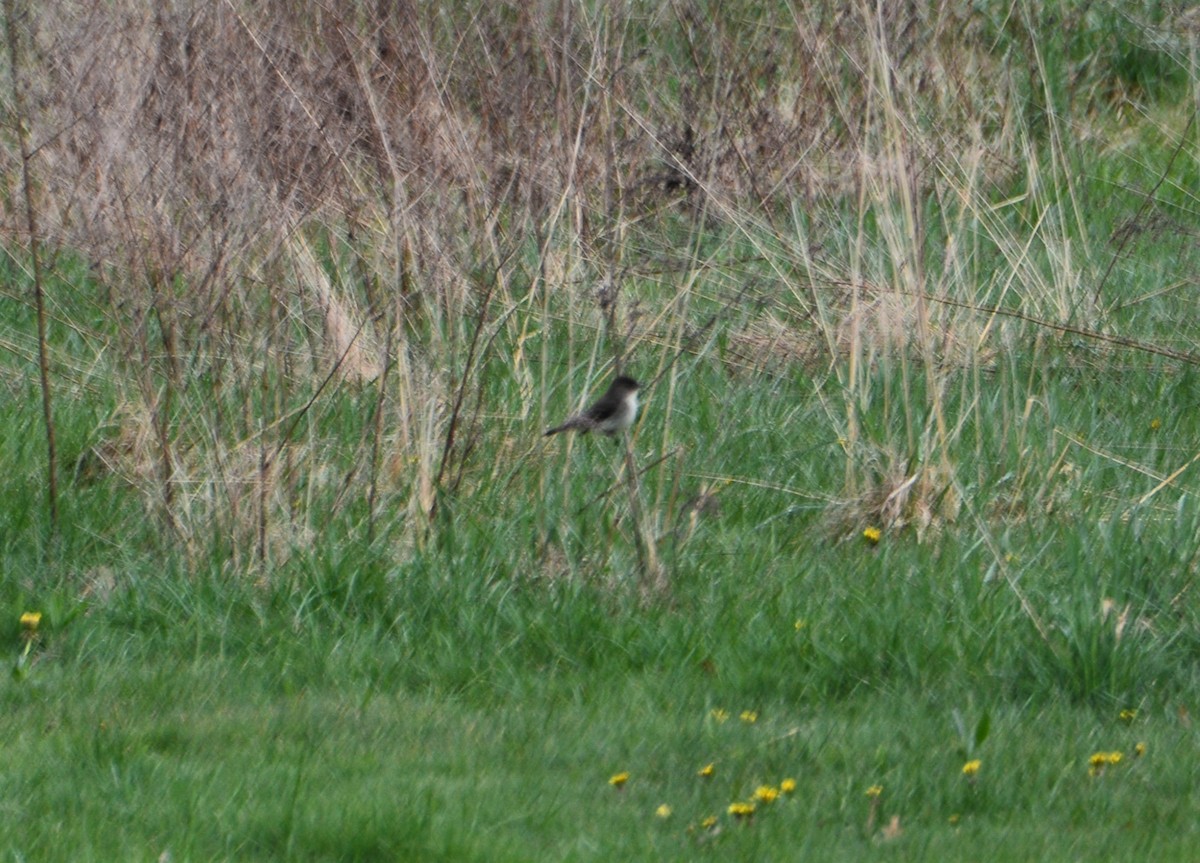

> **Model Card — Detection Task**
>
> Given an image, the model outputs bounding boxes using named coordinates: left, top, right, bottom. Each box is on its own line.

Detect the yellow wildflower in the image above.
left=655, top=804, right=672, bottom=819
left=962, top=759, right=981, bottom=777
left=710, top=708, right=730, bottom=723
left=19, top=611, right=41, bottom=632
left=698, top=763, right=715, bottom=778
left=1119, top=709, right=1137, bottom=723
left=780, top=778, right=797, bottom=794
left=1135, top=742, right=1147, bottom=758
left=609, top=772, right=630, bottom=788
left=1088, top=751, right=1123, bottom=772
left=753, top=785, right=779, bottom=804
left=948, top=814, right=960, bottom=825
left=794, top=619, right=806, bottom=631
left=700, top=815, right=718, bottom=829
left=863, top=526, right=882, bottom=544
left=865, top=785, right=883, bottom=798
left=1150, top=418, right=1162, bottom=431
left=739, top=710, right=758, bottom=724
left=727, top=801, right=756, bottom=819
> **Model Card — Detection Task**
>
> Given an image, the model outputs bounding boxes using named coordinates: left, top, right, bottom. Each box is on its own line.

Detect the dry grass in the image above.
left=1, top=0, right=1185, bottom=562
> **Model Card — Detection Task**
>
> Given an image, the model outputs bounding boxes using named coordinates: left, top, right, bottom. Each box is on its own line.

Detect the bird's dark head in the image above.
left=612, top=376, right=640, bottom=392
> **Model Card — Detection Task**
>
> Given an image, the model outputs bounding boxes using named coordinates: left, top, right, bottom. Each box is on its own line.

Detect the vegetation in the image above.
left=2, top=1, right=1199, bottom=859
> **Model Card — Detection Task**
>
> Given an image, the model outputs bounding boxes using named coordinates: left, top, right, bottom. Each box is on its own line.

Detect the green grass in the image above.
left=7, top=266, right=1200, bottom=857
left=5, top=422, right=1200, bottom=861
left=2, top=559, right=1198, bottom=861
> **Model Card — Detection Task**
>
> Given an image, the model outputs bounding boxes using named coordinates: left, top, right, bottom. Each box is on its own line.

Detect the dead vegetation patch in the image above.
left=0, top=0, right=1099, bottom=558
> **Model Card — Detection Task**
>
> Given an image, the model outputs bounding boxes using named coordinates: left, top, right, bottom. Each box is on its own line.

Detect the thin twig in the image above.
left=3, top=0, right=58, bottom=539
left=267, top=309, right=371, bottom=471
left=623, top=440, right=665, bottom=596
left=575, top=447, right=682, bottom=516
left=1092, top=109, right=1196, bottom=309
left=432, top=276, right=499, bottom=512
left=433, top=246, right=520, bottom=511
left=844, top=281, right=1200, bottom=366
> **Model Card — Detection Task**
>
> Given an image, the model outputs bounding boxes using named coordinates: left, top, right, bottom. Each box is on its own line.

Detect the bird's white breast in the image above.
left=618, top=392, right=638, bottom=429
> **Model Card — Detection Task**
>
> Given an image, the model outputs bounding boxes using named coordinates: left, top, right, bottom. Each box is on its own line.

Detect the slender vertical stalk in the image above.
left=366, top=316, right=393, bottom=545
left=3, top=0, right=58, bottom=537
left=433, top=268, right=501, bottom=512
left=623, top=442, right=664, bottom=597
left=257, top=293, right=277, bottom=571
left=150, top=272, right=178, bottom=534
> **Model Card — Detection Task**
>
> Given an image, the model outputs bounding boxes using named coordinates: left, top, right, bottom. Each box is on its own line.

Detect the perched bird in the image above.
left=544, top=375, right=641, bottom=438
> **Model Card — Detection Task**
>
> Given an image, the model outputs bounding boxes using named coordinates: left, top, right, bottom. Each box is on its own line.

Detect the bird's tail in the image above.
left=544, top=417, right=589, bottom=436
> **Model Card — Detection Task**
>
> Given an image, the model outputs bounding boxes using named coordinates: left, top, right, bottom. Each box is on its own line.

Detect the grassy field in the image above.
left=3, top=1, right=1200, bottom=860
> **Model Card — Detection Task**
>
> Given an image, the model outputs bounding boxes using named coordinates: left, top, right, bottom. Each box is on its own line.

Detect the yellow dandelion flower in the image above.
left=700, top=815, right=718, bottom=829
left=19, top=611, right=41, bottom=631
left=1135, top=742, right=1147, bottom=758
left=753, top=785, right=780, bottom=804
left=794, top=619, right=806, bottom=631
left=655, top=804, right=672, bottom=819
left=609, top=772, right=630, bottom=788
left=1087, top=751, right=1123, bottom=771
left=698, top=763, right=715, bottom=778
left=710, top=708, right=730, bottom=723
left=1119, top=709, right=1137, bottom=723
left=962, top=759, right=981, bottom=777
left=739, top=710, right=758, bottom=724
left=863, top=527, right=882, bottom=544
left=865, top=785, right=883, bottom=798
left=728, top=801, right=756, bottom=818
left=780, top=778, right=797, bottom=794
left=1150, top=418, right=1162, bottom=431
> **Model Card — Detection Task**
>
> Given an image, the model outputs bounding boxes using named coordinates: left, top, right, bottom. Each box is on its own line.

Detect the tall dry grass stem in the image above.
left=3, top=0, right=58, bottom=539
left=622, top=442, right=665, bottom=596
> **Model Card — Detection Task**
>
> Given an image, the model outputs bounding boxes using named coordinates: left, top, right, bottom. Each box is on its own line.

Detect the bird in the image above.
left=544, top=375, right=641, bottom=438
